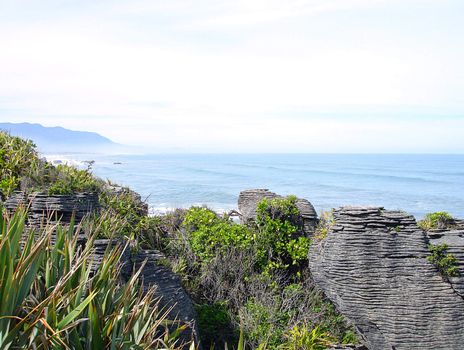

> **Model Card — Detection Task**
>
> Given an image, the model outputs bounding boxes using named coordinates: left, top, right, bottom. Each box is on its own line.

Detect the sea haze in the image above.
left=48, top=153, right=464, bottom=219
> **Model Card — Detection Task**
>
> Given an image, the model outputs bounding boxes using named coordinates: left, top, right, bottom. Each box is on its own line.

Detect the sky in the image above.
left=0, top=0, right=463, bottom=153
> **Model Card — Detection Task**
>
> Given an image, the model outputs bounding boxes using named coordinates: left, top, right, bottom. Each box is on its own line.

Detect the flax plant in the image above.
left=0, top=206, right=189, bottom=349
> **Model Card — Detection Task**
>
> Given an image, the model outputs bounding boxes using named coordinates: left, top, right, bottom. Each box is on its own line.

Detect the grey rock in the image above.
left=237, top=189, right=318, bottom=234
left=4, top=191, right=99, bottom=225
left=88, top=240, right=199, bottom=347
left=308, top=206, right=464, bottom=350
left=128, top=249, right=199, bottom=345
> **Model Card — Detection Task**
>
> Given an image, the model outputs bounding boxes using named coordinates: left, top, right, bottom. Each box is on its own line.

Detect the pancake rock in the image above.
left=4, top=191, right=99, bottom=225
left=127, top=250, right=199, bottom=345
left=308, top=206, right=464, bottom=350
left=238, top=189, right=318, bottom=234
left=88, top=241, right=199, bottom=347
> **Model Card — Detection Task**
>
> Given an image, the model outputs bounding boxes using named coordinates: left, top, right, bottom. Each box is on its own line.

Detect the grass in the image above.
left=418, top=212, right=455, bottom=231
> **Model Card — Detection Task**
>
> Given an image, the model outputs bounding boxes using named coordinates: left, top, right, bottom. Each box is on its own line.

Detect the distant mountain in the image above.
left=0, top=122, right=121, bottom=153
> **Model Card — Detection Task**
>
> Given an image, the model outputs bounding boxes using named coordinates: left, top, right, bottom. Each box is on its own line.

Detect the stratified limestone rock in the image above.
left=88, top=241, right=199, bottom=347
left=4, top=191, right=99, bottom=225
left=128, top=250, right=199, bottom=344
left=238, top=189, right=318, bottom=234
left=308, top=206, right=464, bottom=350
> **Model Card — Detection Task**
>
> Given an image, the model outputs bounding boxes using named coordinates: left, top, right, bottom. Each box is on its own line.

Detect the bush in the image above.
left=428, top=243, right=460, bottom=277
left=0, top=131, right=103, bottom=198
left=0, top=131, right=38, bottom=197
left=182, top=207, right=252, bottom=261
left=255, top=196, right=311, bottom=272
left=418, top=212, right=455, bottom=231
left=94, top=187, right=150, bottom=239
left=47, top=163, right=100, bottom=195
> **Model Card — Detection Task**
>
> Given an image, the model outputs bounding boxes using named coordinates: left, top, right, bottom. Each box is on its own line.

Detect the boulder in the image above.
left=308, top=206, right=464, bottom=350
left=238, top=189, right=318, bottom=234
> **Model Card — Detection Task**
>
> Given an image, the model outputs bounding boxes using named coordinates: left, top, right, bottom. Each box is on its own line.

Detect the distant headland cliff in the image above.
left=0, top=122, right=120, bottom=153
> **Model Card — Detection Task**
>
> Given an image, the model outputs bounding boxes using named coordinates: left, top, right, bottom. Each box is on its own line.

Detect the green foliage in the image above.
left=196, top=302, right=237, bottom=348
left=255, top=196, right=311, bottom=271
left=47, top=163, right=100, bottom=195
left=314, top=211, right=334, bottom=240
left=0, top=131, right=102, bottom=198
left=0, top=206, right=188, bottom=349
left=0, top=131, right=38, bottom=197
left=95, top=187, right=150, bottom=240
left=341, top=330, right=359, bottom=344
left=428, top=243, right=460, bottom=277
left=280, top=325, right=335, bottom=350
left=183, top=207, right=252, bottom=261
left=241, top=298, right=286, bottom=347
left=418, top=212, right=455, bottom=231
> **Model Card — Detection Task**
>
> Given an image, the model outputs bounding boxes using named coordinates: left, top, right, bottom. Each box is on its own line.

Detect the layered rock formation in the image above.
left=88, top=242, right=199, bottom=345
left=308, top=206, right=464, bottom=350
left=128, top=249, right=199, bottom=344
left=4, top=191, right=99, bottom=225
left=238, top=189, right=318, bottom=234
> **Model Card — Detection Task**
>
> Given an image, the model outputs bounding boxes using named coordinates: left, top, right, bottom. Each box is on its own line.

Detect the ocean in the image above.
left=45, top=153, right=464, bottom=219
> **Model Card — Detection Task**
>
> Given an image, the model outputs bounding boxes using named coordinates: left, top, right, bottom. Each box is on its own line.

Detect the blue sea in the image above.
left=46, top=153, right=464, bottom=219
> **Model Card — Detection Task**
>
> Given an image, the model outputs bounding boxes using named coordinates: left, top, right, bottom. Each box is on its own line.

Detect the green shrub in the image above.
left=0, top=131, right=38, bottom=197
left=255, top=196, right=311, bottom=272
left=427, top=243, right=460, bottom=277
left=418, top=212, right=455, bottom=231
left=95, top=187, right=150, bottom=239
left=241, top=298, right=286, bottom=348
left=0, top=131, right=103, bottom=198
left=47, top=164, right=100, bottom=195
left=182, top=207, right=252, bottom=261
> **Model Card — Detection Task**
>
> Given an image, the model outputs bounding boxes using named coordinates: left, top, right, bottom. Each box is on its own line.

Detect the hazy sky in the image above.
left=1, top=0, right=463, bottom=152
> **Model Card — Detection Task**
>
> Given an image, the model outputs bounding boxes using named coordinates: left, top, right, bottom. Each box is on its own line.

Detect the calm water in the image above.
left=51, top=154, right=464, bottom=219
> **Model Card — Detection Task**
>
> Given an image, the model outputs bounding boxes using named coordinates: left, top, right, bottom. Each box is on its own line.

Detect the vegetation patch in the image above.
left=418, top=212, right=455, bottom=231
left=427, top=243, right=460, bottom=277
left=255, top=196, right=311, bottom=272
left=314, top=210, right=335, bottom=240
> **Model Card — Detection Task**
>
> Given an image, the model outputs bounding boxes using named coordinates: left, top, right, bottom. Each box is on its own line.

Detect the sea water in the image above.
left=46, top=153, right=464, bottom=219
